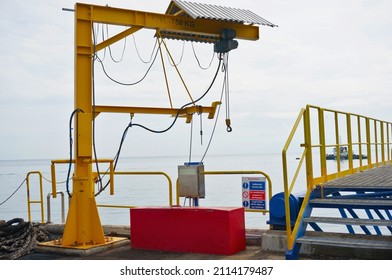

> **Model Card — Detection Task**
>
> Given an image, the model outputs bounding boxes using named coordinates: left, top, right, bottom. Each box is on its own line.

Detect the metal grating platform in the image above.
left=323, top=164, right=392, bottom=189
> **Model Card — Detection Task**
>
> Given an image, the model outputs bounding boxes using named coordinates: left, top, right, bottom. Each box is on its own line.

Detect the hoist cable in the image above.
left=199, top=61, right=227, bottom=163
left=221, top=53, right=232, bottom=132
left=188, top=116, right=194, bottom=163
left=94, top=120, right=132, bottom=196
left=198, top=106, right=203, bottom=145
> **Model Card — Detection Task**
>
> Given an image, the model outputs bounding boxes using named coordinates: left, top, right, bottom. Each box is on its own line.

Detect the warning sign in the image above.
left=242, top=177, right=266, bottom=210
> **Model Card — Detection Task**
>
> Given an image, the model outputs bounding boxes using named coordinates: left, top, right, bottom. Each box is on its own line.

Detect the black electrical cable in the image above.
left=192, top=42, right=215, bottom=70
left=133, top=34, right=158, bottom=64
left=167, top=41, right=185, bottom=67
left=94, top=23, right=107, bottom=62
left=95, top=38, right=160, bottom=86
left=90, top=24, right=159, bottom=196
left=66, top=108, right=84, bottom=197
left=105, top=24, right=127, bottom=63
left=95, top=119, right=132, bottom=196
left=130, top=55, right=222, bottom=134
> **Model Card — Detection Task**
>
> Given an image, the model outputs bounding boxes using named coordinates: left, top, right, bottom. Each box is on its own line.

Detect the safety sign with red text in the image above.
left=241, top=177, right=266, bottom=210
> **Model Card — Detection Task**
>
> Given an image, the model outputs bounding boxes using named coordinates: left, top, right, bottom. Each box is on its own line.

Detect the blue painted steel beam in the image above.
left=346, top=208, right=372, bottom=235
left=365, top=209, right=382, bottom=235
left=338, top=207, right=355, bottom=234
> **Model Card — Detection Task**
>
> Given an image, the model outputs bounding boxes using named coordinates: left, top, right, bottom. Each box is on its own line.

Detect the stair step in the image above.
left=304, top=216, right=392, bottom=227
left=297, top=235, right=392, bottom=250
left=310, top=198, right=392, bottom=209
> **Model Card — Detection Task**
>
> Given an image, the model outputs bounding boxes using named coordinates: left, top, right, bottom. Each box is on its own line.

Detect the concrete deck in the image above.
left=18, top=225, right=392, bottom=260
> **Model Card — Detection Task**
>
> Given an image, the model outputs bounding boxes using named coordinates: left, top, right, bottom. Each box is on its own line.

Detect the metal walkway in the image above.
left=323, top=165, right=392, bottom=190
left=280, top=105, right=392, bottom=259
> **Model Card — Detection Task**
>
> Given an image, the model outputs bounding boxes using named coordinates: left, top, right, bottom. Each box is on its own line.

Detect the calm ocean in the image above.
left=0, top=153, right=293, bottom=229
left=3, top=153, right=373, bottom=233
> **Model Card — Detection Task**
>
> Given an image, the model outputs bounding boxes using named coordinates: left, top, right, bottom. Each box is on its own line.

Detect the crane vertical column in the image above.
left=62, top=3, right=105, bottom=246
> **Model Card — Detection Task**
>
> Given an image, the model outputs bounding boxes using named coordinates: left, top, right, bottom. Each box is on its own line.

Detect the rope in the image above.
left=0, top=218, right=49, bottom=259
left=0, top=179, right=26, bottom=206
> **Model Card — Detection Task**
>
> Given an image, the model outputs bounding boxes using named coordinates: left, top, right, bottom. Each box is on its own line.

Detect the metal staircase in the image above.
left=280, top=105, right=392, bottom=260
left=291, top=165, right=392, bottom=259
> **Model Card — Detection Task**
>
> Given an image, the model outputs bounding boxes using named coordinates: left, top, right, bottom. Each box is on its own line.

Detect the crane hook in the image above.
left=225, top=118, right=232, bottom=132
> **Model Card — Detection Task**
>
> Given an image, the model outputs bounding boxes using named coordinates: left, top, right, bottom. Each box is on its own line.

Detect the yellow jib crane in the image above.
left=62, top=1, right=275, bottom=247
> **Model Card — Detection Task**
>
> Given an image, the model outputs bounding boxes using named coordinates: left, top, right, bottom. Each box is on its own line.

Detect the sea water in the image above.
left=1, top=153, right=382, bottom=233
left=0, top=153, right=289, bottom=229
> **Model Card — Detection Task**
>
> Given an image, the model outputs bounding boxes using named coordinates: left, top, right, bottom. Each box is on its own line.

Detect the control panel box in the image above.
left=178, top=163, right=205, bottom=198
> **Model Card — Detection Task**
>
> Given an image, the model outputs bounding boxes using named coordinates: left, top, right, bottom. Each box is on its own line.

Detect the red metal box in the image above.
left=130, top=207, right=246, bottom=255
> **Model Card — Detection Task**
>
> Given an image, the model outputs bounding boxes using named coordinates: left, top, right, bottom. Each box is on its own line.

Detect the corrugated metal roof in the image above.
left=166, top=0, right=277, bottom=27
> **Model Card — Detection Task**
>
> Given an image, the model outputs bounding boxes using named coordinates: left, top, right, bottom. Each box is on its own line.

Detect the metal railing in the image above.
left=28, top=161, right=271, bottom=227
left=50, top=159, right=173, bottom=208
left=175, top=170, right=273, bottom=214
left=97, top=171, right=173, bottom=208
left=26, top=171, right=45, bottom=223
left=47, top=191, right=65, bottom=223
left=282, top=105, right=392, bottom=250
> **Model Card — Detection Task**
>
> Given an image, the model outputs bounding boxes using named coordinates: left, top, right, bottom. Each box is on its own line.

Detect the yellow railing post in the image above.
left=334, top=111, right=341, bottom=173
left=346, top=113, right=354, bottom=173
left=374, top=119, right=379, bottom=165
left=26, top=171, right=45, bottom=223
left=318, top=108, right=327, bottom=181
left=304, top=105, right=314, bottom=191
left=387, top=123, right=391, bottom=162
left=357, top=116, right=363, bottom=170
left=50, top=163, right=57, bottom=198
left=366, top=117, right=372, bottom=167
left=281, top=108, right=305, bottom=249
left=381, top=121, right=385, bottom=164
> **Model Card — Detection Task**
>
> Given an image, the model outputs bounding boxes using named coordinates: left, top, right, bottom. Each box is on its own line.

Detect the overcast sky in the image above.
left=0, top=0, right=391, bottom=160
